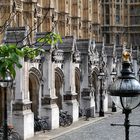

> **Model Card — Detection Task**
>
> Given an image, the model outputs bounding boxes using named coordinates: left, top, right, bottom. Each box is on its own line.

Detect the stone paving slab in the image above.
left=27, top=110, right=120, bottom=140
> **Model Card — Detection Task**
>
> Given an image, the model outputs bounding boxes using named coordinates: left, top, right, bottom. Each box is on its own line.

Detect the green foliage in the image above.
left=0, top=32, right=62, bottom=79
left=0, top=44, right=44, bottom=79
left=0, top=44, right=23, bottom=79
left=37, top=32, right=62, bottom=45
left=22, top=46, right=44, bottom=60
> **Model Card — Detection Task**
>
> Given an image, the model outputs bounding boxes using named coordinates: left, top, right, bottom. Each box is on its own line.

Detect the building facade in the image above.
left=0, top=0, right=140, bottom=139
left=1, top=0, right=140, bottom=45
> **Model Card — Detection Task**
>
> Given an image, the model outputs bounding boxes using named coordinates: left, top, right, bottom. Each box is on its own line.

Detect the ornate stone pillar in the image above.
left=59, top=36, right=80, bottom=122
left=42, top=52, right=59, bottom=129
left=4, top=27, right=34, bottom=140
left=104, top=45, right=114, bottom=111
left=13, top=59, right=34, bottom=140
left=77, top=39, right=96, bottom=117
left=63, top=52, right=79, bottom=122
left=35, top=32, right=59, bottom=129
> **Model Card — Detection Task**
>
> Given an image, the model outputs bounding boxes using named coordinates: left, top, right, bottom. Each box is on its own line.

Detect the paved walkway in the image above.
left=27, top=110, right=120, bottom=140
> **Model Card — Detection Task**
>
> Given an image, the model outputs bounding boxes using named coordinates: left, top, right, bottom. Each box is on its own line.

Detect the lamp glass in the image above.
left=111, top=95, right=140, bottom=110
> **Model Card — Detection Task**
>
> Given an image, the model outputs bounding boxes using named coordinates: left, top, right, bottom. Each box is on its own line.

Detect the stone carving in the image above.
left=15, top=0, right=22, bottom=10
left=36, top=5, right=41, bottom=16
left=88, top=40, right=99, bottom=86
left=52, top=49, right=64, bottom=63
left=88, top=40, right=99, bottom=66
left=73, top=50, right=81, bottom=63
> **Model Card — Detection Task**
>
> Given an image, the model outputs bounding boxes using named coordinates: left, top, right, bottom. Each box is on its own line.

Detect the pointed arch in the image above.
left=29, top=67, right=42, bottom=84
left=75, top=67, right=80, bottom=102
left=55, top=67, right=64, bottom=109
left=29, top=67, right=42, bottom=117
left=90, top=67, right=99, bottom=112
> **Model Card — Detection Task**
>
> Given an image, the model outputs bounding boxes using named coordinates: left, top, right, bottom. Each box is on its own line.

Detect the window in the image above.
left=106, top=16, right=110, bottom=24
left=106, top=34, right=110, bottom=44
left=116, top=15, right=120, bottom=24
left=105, top=5, right=109, bottom=14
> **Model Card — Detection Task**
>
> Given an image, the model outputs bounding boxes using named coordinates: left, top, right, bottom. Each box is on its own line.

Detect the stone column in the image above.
left=77, top=39, right=96, bottom=117
left=3, top=26, right=34, bottom=139
left=34, top=32, right=59, bottom=129
left=106, top=55, right=113, bottom=109
left=105, top=45, right=115, bottom=111
left=80, top=53, right=95, bottom=116
left=41, top=51, right=59, bottom=129
left=63, top=52, right=79, bottom=122
left=57, top=36, right=80, bottom=122
left=13, top=59, right=34, bottom=140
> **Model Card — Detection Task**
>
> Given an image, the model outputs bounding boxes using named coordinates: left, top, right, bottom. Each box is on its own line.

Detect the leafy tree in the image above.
left=0, top=32, right=62, bottom=79
left=37, top=32, right=62, bottom=45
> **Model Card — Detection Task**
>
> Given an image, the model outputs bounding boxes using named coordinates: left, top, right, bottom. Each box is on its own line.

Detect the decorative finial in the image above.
left=122, top=51, right=130, bottom=62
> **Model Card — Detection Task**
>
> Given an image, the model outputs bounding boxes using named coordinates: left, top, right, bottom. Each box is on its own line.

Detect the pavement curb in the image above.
left=27, top=110, right=121, bottom=140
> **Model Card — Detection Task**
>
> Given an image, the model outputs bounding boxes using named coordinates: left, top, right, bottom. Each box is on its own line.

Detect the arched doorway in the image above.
left=55, top=68, right=64, bottom=110
left=29, top=68, right=41, bottom=117
left=75, top=68, right=81, bottom=117
left=75, top=68, right=80, bottom=102
left=91, top=69, right=99, bottom=112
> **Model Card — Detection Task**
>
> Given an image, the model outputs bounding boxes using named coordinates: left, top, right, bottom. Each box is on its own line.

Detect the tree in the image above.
left=0, top=32, right=62, bottom=79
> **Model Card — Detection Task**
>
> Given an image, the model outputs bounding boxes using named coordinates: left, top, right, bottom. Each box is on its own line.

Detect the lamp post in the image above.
left=110, top=67, right=117, bottom=112
left=0, top=73, right=12, bottom=140
left=98, top=68, right=105, bottom=117
left=108, top=51, right=140, bottom=140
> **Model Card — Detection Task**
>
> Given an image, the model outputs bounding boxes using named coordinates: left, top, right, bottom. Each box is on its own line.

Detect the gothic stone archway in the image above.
left=75, top=67, right=81, bottom=117
left=29, top=67, right=41, bottom=117
left=75, top=68, right=80, bottom=102
left=91, top=68, right=99, bottom=112
left=55, top=67, right=64, bottom=110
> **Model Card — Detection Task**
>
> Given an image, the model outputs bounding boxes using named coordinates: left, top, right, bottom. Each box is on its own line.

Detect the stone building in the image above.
left=0, top=0, right=139, bottom=139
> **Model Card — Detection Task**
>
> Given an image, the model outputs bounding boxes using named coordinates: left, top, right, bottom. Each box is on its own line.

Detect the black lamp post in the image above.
left=98, top=68, right=105, bottom=117
left=0, top=73, right=12, bottom=140
left=110, top=67, right=117, bottom=112
left=108, top=51, right=140, bottom=140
